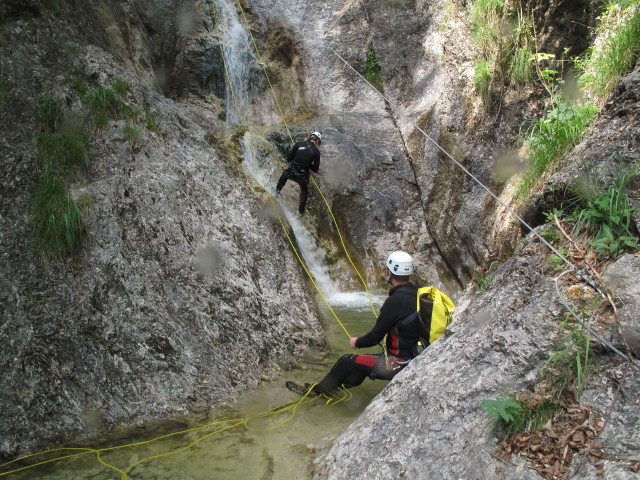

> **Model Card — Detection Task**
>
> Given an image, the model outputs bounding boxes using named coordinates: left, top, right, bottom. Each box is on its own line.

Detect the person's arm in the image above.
left=354, top=306, right=395, bottom=348
left=287, top=143, right=299, bottom=163
left=310, top=150, right=320, bottom=173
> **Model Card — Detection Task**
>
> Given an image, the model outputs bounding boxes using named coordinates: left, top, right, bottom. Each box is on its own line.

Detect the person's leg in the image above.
left=315, top=354, right=379, bottom=393
left=297, top=177, right=309, bottom=214
left=275, top=170, right=289, bottom=193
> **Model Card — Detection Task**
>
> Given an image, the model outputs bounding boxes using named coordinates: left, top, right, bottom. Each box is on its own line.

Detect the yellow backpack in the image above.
left=414, top=286, right=455, bottom=354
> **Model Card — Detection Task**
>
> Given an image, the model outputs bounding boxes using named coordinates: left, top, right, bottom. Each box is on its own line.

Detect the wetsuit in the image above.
left=275, top=140, right=320, bottom=214
left=315, top=283, right=419, bottom=394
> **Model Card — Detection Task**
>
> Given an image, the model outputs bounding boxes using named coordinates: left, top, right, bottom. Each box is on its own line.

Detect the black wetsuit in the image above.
left=315, top=283, right=419, bottom=394
left=275, top=140, right=320, bottom=214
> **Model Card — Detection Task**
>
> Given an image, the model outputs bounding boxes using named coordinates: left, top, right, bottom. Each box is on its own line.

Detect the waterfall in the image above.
left=214, top=0, right=264, bottom=124
left=241, top=132, right=340, bottom=299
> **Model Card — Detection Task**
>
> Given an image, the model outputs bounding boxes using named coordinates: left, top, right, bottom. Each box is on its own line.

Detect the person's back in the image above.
left=275, top=132, right=322, bottom=216
left=288, top=140, right=320, bottom=175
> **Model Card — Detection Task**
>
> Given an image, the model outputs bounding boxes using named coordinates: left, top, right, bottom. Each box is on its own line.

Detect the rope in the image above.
left=0, top=390, right=351, bottom=479
left=326, top=45, right=638, bottom=368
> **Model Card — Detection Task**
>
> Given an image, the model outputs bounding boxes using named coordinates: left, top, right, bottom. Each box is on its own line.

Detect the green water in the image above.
left=5, top=294, right=387, bottom=480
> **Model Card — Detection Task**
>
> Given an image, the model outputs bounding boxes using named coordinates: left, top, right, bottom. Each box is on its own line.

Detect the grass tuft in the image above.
left=37, top=92, right=66, bottom=133
left=85, top=86, right=121, bottom=127
left=32, top=164, right=86, bottom=260
left=518, top=98, right=597, bottom=197
left=569, top=163, right=639, bottom=259
left=36, top=125, right=90, bottom=175
left=473, top=59, right=492, bottom=97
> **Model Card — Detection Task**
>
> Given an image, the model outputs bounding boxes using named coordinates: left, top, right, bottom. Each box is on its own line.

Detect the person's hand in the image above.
left=349, top=337, right=358, bottom=349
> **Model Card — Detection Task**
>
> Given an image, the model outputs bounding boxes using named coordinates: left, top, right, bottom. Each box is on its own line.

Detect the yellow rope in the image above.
left=233, top=0, right=379, bottom=320
left=0, top=397, right=330, bottom=479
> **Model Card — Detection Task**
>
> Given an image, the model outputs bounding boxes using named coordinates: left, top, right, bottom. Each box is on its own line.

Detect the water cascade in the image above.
left=214, top=0, right=265, bottom=124
left=241, top=132, right=341, bottom=299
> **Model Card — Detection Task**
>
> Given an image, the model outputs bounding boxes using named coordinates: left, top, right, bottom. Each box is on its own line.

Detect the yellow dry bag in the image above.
left=414, top=286, right=455, bottom=353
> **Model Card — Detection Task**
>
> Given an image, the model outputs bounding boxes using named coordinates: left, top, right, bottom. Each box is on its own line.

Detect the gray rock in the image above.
left=603, top=254, right=640, bottom=357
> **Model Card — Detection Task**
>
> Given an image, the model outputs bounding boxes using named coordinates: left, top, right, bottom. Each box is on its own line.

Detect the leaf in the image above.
left=482, top=398, right=522, bottom=422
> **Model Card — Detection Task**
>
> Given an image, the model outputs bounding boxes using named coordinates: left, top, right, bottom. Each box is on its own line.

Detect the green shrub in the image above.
left=362, top=47, right=383, bottom=93
left=570, top=165, right=638, bottom=258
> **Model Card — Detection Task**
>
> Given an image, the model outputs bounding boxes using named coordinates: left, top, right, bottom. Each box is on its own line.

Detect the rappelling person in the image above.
left=286, top=251, right=420, bottom=396
left=274, top=131, right=321, bottom=216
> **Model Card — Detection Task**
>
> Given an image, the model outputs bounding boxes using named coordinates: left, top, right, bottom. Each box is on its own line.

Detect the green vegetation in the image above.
left=145, top=112, right=159, bottom=131
left=112, top=78, right=130, bottom=97
left=539, top=213, right=562, bottom=243
left=518, top=95, right=598, bottom=196
left=362, top=46, right=383, bottom=93
left=123, top=123, right=140, bottom=145
left=72, top=77, right=88, bottom=95
left=482, top=394, right=559, bottom=436
left=31, top=73, right=151, bottom=259
left=85, top=85, right=122, bottom=128
left=545, top=247, right=568, bottom=272
left=36, top=127, right=90, bottom=175
left=569, top=164, right=638, bottom=259
left=541, top=314, right=592, bottom=400
left=578, top=3, right=640, bottom=99
left=66, top=44, right=84, bottom=56
left=473, top=60, right=491, bottom=98
left=32, top=93, right=89, bottom=259
left=32, top=163, right=86, bottom=260
left=37, top=92, right=66, bottom=133
left=467, top=0, right=536, bottom=96
left=472, top=271, right=490, bottom=292
left=517, top=1, right=640, bottom=196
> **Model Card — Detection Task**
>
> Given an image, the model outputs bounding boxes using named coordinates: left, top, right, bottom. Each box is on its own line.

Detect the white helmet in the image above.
left=386, top=251, right=413, bottom=276
left=310, top=131, right=322, bottom=141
